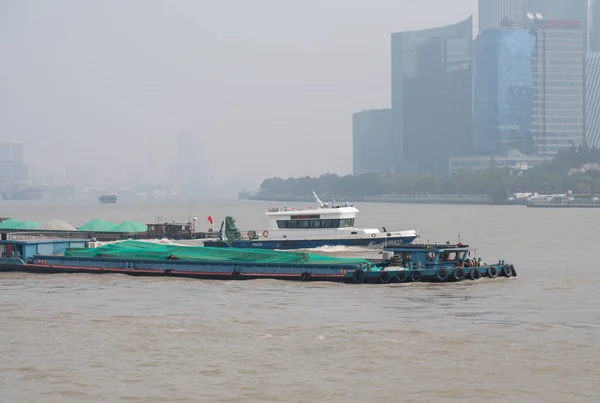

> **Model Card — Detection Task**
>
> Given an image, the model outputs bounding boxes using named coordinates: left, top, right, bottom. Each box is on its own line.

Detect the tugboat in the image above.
left=203, top=192, right=418, bottom=250
left=372, top=240, right=517, bottom=284
left=99, top=193, right=118, bottom=204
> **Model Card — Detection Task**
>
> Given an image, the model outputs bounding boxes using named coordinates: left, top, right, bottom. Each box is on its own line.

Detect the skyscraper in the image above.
left=592, top=0, right=600, bottom=52
left=391, top=16, right=473, bottom=177
left=491, top=8, right=587, bottom=155
left=529, top=19, right=585, bottom=154
left=478, top=0, right=544, bottom=32
left=473, top=29, right=537, bottom=155
left=170, top=132, right=210, bottom=195
left=587, top=53, right=600, bottom=148
left=478, top=0, right=588, bottom=35
left=352, top=109, right=392, bottom=175
left=0, top=141, right=24, bottom=165
left=0, top=141, right=30, bottom=191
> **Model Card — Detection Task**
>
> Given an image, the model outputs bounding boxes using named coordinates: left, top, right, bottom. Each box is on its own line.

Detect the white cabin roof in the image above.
left=265, top=206, right=358, bottom=217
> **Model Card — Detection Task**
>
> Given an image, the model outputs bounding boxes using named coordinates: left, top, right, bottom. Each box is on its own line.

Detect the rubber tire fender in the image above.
left=353, top=268, right=366, bottom=284
left=396, top=271, right=409, bottom=283
left=453, top=268, right=465, bottom=281
left=436, top=268, right=449, bottom=282
left=410, top=270, right=423, bottom=282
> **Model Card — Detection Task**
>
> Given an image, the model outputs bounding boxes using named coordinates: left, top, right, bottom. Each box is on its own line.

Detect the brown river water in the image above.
left=1, top=198, right=599, bottom=402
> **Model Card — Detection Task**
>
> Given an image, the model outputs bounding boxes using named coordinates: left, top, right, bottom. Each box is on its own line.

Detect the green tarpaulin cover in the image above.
left=114, top=221, right=148, bottom=233
left=64, top=240, right=373, bottom=266
left=78, top=219, right=117, bottom=232
left=0, top=218, right=22, bottom=229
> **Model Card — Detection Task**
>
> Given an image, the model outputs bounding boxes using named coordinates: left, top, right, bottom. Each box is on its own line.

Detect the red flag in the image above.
left=207, top=215, right=213, bottom=225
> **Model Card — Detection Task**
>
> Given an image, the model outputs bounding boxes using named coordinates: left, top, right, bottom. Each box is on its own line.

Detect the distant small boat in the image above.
left=1, top=186, right=44, bottom=201
left=99, top=193, right=118, bottom=204
left=526, top=194, right=600, bottom=208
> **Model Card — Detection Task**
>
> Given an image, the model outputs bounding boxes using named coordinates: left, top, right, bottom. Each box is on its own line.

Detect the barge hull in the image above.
left=0, top=260, right=513, bottom=284
left=0, top=263, right=354, bottom=282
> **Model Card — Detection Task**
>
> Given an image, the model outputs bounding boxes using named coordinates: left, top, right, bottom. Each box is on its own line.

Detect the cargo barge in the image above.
left=1, top=220, right=216, bottom=242
left=0, top=239, right=516, bottom=284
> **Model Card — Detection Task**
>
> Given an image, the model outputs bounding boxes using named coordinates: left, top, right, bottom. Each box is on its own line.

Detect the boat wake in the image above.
left=297, top=245, right=378, bottom=253
left=96, top=238, right=192, bottom=247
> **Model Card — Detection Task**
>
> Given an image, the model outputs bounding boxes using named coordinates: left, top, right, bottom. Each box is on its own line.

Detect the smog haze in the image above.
left=0, top=0, right=475, bottom=190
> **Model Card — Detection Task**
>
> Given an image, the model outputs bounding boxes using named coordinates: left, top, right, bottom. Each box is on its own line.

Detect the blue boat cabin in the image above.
left=383, top=243, right=482, bottom=270
left=0, top=239, right=89, bottom=261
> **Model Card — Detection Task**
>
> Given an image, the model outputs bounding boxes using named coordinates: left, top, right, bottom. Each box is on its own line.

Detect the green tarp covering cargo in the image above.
left=64, top=240, right=374, bottom=266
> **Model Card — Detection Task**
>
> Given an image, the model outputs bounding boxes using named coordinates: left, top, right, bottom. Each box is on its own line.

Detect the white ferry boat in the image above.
left=203, top=192, right=418, bottom=249
left=526, top=193, right=600, bottom=208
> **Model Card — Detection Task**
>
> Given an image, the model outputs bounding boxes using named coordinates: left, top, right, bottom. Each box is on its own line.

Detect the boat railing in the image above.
left=267, top=206, right=316, bottom=212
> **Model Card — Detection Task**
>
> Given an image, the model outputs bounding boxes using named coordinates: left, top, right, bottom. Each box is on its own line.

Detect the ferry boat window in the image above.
left=427, top=252, right=435, bottom=261
left=323, top=219, right=341, bottom=228
left=277, top=219, right=343, bottom=229
left=339, top=218, right=355, bottom=227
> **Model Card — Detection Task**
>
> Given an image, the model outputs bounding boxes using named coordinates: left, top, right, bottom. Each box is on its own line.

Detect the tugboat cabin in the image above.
left=146, top=222, right=214, bottom=239
left=146, top=222, right=195, bottom=238
left=382, top=243, right=481, bottom=270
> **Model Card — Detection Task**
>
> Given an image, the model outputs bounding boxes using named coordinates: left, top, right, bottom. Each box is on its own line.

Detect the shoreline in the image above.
left=243, top=194, right=527, bottom=206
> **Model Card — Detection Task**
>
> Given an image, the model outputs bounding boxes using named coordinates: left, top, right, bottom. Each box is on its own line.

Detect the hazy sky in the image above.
left=0, top=0, right=476, bottom=188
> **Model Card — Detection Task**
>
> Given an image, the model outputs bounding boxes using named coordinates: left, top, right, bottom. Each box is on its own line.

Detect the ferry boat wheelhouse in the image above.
left=203, top=193, right=418, bottom=249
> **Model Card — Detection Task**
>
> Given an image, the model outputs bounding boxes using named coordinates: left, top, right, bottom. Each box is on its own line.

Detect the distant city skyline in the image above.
left=353, top=0, right=594, bottom=177
left=0, top=0, right=479, bottom=187
left=3, top=0, right=597, bottom=187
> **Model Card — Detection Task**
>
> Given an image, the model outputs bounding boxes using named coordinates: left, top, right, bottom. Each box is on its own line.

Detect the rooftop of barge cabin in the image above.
left=0, top=238, right=90, bottom=245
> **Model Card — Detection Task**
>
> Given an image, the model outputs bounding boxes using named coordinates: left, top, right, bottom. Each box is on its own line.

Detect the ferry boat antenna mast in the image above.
left=312, top=191, right=324, bottom=207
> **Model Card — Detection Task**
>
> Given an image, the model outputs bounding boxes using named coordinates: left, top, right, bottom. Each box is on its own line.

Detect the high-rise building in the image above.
left=592, top=0, right=600, bottom=52
left=495, top=15, right=586, bottom=155
left=479, top=0, right=544, bottom=32
left=473, top=28, right=537, bottom=155
left=169, top=132, right=211, bottom=195
left=0, top=141, right=24, bottom=165
left=0, top=141, right=30, bottom=191
left=530, top=19, right=585, bottom=154
left=391, top=16, right=473, bottom=177
left=352, top=109, right=393, bottom=175
left=587, top=52, right=600, bottom=148
left=478, top=0, right=588, bottom=35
